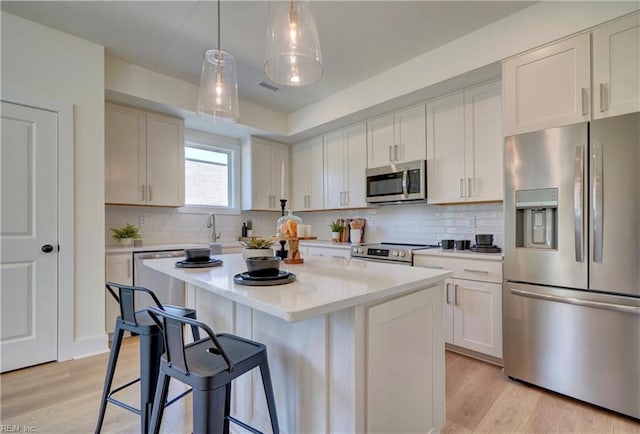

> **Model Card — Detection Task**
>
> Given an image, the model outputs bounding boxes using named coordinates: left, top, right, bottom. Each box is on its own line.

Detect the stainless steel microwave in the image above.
left=366, top=160, right=427, bottom=204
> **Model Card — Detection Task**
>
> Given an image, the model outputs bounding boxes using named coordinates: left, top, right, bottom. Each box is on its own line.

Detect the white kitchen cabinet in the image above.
left=104, top=253, right=133, bottom=333
left=241, top=136, right=289, bottom=211
left=367, top=104, right=426, bottom=168
left=324, top=123, right=367, bottom=209
left=593, top=12, right=640, bottom=119
left=305, top=246, right=350, bottom=259
left=414, top=254, right=503, bottom=359
left=503, top=12, right=640, bottom=135
left=291, top=136, right=324, bottom=211
left=105, top=103, right=185, bottom=206
left=427, top=81, right=502, bottom=204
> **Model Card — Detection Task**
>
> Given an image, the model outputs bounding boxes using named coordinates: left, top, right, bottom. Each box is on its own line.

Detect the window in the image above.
left=182, top=130, right=240, bottom=214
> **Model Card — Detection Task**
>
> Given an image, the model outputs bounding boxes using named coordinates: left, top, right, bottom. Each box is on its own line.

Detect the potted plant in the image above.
left=245, top=219, right=254, bottom=237
left=110, top=222, right=140, bottom=246
left=329, top=221, right=343, bottom=242
left=240, top=238, right=275, bottom=258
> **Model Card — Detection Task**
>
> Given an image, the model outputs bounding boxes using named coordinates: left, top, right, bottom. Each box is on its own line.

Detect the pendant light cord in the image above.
left=217, top=0, right=221, bottom=57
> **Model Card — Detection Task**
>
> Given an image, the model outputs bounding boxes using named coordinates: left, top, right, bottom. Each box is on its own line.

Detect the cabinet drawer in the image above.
left=307, top=246, right=350, bottom=259
left=414, top=256, right=502, bottom=283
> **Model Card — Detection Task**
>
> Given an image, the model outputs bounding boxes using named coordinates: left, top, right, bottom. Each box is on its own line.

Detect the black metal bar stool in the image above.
left=147, top=305, right=280, bottom=434
left=95, top=282, right=200, bottom=434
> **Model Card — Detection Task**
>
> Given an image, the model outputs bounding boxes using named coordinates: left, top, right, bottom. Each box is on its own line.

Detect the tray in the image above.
left=175, top=258, right=224, bottom=268
left=233, top=272, right=296, bottom=286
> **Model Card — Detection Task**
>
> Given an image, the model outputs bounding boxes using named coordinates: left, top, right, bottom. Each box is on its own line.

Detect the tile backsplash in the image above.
left=106, top=203, right=503, bottom=247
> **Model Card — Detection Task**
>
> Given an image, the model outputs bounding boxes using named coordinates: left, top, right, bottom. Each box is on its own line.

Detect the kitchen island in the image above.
left=145, top=254, right=451, bottom=434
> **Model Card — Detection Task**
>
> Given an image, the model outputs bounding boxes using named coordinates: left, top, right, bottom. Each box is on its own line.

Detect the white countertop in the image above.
left=105, top=241, right=239, bottom=254
left=413, top=248, right=503, bottom=261
left=144, top=254, right=451, bottom=322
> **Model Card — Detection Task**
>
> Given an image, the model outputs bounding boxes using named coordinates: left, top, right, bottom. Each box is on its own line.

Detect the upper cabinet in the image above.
left=291, top=136, right=324, bottom=211
left=503, top=12, right=639, bottom=135
left=426, top=81, right=503, bottom=204
left=324, top=123, right=367, bottom=209
left=241, top=136, right=289, bottom=211
left=105, top=103, right=185, bottom=207
left=367, top=104, right=426, bottom=168
left=592, top=12, right=640, bottom=119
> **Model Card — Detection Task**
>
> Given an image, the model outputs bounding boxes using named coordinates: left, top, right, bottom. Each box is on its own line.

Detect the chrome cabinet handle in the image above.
left=467, top=178, right=472, bottom=197
left=394, top=144, right=399, bottom=162
left=126, top=258, right=132, bottom=278
left=510, top=288, right=639, bottom=315
left=141, top=185, right=146, bottom=201
left=581, top=87, right=589, bottom=116
left=148, top=185, right=152, bottom=202
left=389, top=145, right=393, bottom=162
left=344, top=191, right=349, bottom=205
left=454, top=284, right=460, bottom=305
left=574, top=146, right=584, bottom=262
left=445, top=282, right=451, bottom=304
left=592, top=142, right=603, bottom=262
left=463, top=268, right=489, bottom=274
left=599, top=83, right=607, bottom=113
left=458, top=178, right=464, bottom=198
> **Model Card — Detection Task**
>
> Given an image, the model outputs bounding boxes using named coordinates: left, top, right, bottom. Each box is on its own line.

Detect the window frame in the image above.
left=179, top=129, right=241, bottom=215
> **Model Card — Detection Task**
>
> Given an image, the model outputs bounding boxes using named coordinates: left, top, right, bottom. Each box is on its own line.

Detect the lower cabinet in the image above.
left=303, top=245, right=350, bottom=259
left=415, top=254, right=503, bottom=359
left=105, top=253, right=133, bottom=333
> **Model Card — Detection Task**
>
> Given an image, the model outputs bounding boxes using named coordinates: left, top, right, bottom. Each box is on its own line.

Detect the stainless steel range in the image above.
left=350, top=243, right=439, bottom=265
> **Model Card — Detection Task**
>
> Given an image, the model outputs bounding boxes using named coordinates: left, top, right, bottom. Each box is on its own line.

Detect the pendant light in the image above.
left=264, top=0, right=323, bottom=87
left=197, top=0, right=239, bottom=123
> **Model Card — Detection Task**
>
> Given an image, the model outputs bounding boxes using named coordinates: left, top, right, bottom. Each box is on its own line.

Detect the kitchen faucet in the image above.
left=206, top=212, right=221, bottom=243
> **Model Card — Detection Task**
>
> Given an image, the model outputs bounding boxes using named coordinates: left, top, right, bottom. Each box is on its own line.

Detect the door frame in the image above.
left=1, top=89, right=75, bottom=361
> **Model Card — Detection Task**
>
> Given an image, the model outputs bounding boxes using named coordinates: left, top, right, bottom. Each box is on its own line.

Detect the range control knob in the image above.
left=352, top=247, right=358, bottom=254
left=392, top=250, right=399, bottom=257
left=358, top=248, right=364, bottom=254
left=399, top=251, right=406, bottom=257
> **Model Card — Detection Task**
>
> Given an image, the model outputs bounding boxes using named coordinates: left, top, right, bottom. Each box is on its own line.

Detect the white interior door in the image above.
left=1, top=101, right=58, bottom=372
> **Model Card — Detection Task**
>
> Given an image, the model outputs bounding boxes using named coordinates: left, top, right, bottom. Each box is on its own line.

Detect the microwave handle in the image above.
left=402, top=170, right=408, bottom=196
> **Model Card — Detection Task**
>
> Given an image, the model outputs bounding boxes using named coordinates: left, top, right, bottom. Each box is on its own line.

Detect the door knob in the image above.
left=41, top=244, right=54, bottom=253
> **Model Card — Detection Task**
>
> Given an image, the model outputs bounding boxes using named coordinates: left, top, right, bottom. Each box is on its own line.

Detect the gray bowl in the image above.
left=184, top=248, right=211, bottom=262
left=245, top=256, right=281, bottom=277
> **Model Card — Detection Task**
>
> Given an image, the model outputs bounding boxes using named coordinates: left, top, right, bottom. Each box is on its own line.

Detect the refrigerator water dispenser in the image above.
left=515, top=188, right=557, bottom=249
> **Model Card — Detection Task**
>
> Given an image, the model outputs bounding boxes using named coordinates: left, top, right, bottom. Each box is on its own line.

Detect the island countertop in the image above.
left=144, top=254, right=452, bottom=322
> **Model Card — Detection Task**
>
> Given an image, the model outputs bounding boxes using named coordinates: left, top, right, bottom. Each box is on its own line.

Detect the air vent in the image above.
left=258, top=81, right=279, bottom=92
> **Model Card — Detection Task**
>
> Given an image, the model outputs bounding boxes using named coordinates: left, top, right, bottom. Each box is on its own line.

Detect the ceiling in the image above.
left=2, top=0, right=534, bottom=116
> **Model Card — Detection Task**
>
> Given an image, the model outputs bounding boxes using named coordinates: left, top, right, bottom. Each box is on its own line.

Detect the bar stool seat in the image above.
left=95, top=282, right=199, bottom=434
left=147, top=305, right=279, bottom=434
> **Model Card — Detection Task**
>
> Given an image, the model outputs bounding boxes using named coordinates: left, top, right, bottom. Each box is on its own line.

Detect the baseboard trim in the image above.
left=72, top=335, right=109, bottom=360
left=445, top=344, right=503, bottom=366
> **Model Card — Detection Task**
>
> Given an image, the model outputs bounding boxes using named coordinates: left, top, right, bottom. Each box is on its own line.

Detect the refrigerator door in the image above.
left=504, top=123, right=588, bottom=289
left=503, top=281, right=640, bottom=419
left=590, top=112, right=640, bottom=296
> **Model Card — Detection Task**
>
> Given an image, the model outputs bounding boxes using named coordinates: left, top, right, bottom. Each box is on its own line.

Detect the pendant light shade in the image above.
left=197, top=0, right=239, bottom=123
left=264, top=0, right=323, bottom=87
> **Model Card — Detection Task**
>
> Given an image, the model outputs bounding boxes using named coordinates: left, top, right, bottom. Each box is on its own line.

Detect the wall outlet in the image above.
left=139, top=216, right=147, bottom=227
left=467, top=217, right=476, bottom=228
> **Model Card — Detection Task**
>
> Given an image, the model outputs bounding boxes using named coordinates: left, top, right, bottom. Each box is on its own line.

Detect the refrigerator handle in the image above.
left=593, top=141, right=604, bottom=262
left=510, top=289, right=640, bottom=315
left=574, top=146, right=584, bottom=262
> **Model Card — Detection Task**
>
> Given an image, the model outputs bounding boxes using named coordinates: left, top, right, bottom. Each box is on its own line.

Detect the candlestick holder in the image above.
left=276, top=199, right=288, bottom=260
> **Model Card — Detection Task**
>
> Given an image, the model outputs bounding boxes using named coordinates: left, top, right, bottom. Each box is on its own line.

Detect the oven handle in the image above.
left=351, top=257, right=411, bottom=266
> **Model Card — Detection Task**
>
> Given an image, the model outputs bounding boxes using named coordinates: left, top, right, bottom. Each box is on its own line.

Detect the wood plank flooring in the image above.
left=1, top=339, right=638, bottom=433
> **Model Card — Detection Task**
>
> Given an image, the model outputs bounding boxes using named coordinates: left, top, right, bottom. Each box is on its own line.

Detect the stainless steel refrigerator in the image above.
left=503, top=112, right=640, bottom=419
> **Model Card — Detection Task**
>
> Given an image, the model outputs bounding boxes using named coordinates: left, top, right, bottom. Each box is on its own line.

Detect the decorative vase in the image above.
left=331, top=232, right=341, bottom=242
left=350, top=229, right=362, bottom=244
left=118, top=238, right=133, bottom=246
left=246, top=229, right=254, bottom=237
left=242, top=248, right=274, bottom=259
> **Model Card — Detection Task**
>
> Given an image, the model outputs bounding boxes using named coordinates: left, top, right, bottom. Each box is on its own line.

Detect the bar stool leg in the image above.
left=259, top=359, right=280, bottom=434
left=222, top=383, right=232, bottom=434
left=193, top=387, right=227, bottom=434
left=139, top=331, right=164, bottom=434
left=149, top=372, right=171, bottom=434
left=95, top=323, right=125, bottom=434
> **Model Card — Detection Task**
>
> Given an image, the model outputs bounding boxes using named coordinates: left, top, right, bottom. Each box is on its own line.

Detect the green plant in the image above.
left=329, top=221, right=343, bottom=232
left=240, top=238, right=274, bottom=249
left=245, top=219, right=253, bottom=230
left=110, top=222, right=140, bottom=240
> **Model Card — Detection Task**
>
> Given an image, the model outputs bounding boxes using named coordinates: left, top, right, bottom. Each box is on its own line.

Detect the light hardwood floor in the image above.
left=1, top=339, right=638, bottom=433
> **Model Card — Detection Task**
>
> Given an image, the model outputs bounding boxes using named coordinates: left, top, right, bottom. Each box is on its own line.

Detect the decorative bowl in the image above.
left=184, top=248, right=211, bottom=262
left=245, top=256, right=281, bottom=277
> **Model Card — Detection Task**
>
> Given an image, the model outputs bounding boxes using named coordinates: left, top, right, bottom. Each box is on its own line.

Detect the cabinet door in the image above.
left=271, top=143, right=289, bottom=208
left=252, top=139, right=274, bottom=210
left=367, top=288, right=445, bottom=434
left=464, top=81, right=503, bottom=202
left=452, top=279, right=502, bottom=358
left=105, top=103, right=146, bottom=205
left=324, top=130, right=346, bottom=209
left=503, top=33, right=591, bottom=135
left=426, top=93, right=465, bottom=204
left=307, top=137, right=324, bottom=210
left=395, top=104, right=426, bottom=163
left=366, top=114, right=394, bottom=168
left=593, top=12, right=640, bottom=119
left=291, top=143, right=308, bottom=211
left=145, top=113, right=185, bottom=206
left=105, top=253, right=133, bottom=333
left=344, top=123, right=367, bottom=208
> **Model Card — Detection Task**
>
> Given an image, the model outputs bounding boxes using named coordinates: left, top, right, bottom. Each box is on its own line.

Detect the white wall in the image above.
left=1, top=12, right=106, bottom=356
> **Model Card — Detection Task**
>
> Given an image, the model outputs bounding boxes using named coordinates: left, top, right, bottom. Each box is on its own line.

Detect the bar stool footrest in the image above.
left=227, top=415, right=263, bottom=434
